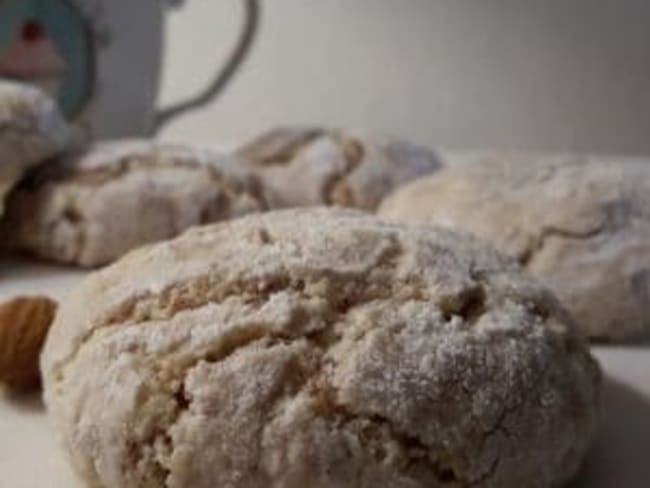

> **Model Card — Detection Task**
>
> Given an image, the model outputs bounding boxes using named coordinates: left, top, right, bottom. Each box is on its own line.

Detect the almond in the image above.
left=0, top=295, right=58, bottom=392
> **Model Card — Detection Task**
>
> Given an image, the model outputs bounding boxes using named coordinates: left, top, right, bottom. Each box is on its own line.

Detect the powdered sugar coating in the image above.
left=236, top=127, right=441, bottom=210
left=42, top=208, right=599, bottom=488
left=0, top=80, right=69, bottom=212
left=378, top=153, right=650, bottom=340
left=1, top=140, right=266, bottom=267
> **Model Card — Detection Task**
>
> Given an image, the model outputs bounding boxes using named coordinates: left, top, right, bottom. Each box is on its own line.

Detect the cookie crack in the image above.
left=100, top=259, right=418, bottom=487
left=60, top=200, right=90, bottom=265
left=312, top=388, right=467, bottom=486
left=519, top=225, right=605, bottom=268
left=50, top=234, right=474, bottom=407
left=467, top=458, right=500, bottom=487
left=238, top=129, right=326, bottom=167
left=322, top=135, right=365, bottom=206
left=98, top=237, right=406, bottom=330
left=139, top=328, right=324, bottom=487
left=24, top=151, right=241, bottom=190
left=484, top=359, right=551, bottom=437
left=56, top=259, right=408, bottom=486
left=439, top=284, right=487, bottom=326
left=472, top=359, right=553, bottom=484
left=141, top=334, right=302, bottom=488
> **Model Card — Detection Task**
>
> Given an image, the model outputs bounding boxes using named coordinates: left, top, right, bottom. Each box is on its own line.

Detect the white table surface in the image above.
left=1, top=258, right=649, bottom=488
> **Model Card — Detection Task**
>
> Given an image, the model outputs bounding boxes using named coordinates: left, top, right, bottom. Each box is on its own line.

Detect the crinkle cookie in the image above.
left=1, top=140, right=266, bottom=267
left=42, top=207, right=599, bottom=488
left=0, top=80, right=69, bottom=213
left=235, top=127, right=440, bottom=210
left=379, top=153, right=650, bottom=341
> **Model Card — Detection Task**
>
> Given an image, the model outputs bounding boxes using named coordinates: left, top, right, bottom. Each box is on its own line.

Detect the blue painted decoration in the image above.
left=0, top=0, right=95, bottom=118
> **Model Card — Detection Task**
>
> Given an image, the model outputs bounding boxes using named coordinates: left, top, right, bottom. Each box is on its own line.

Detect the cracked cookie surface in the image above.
left=42, top=208, right=599, bottom=488
left=378, top=153, right=650, bottom=340
left=1, top=140, right=266, bottom=267
left=235, top=127, right=440, bottom=210
left=0, top=80, right=69, bottom=214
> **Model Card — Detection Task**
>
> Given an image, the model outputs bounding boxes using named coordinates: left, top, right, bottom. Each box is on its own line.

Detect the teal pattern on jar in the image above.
left=0, top=0, right=95, bottom=118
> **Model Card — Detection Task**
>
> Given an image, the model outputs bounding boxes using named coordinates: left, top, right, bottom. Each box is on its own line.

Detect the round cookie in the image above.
left=1, top=140, right=266, bottom=267
left=379, top=153, right=650, bottom=341
left=42, top=207, right=599, bottom=488
left=235, top=127, right=440, bottom=210
left=0, top=80, right=69, bottom=214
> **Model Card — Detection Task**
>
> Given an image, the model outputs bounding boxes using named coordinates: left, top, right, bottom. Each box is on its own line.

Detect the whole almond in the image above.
left=0, top=295, right=58, bottom=392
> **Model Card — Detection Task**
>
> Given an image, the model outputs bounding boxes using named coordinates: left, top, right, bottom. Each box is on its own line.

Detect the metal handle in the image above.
left=152, top=0, right=260, bottom=134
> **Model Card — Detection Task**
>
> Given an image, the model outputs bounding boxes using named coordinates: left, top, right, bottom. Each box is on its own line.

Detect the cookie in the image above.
left=379, top=153, right=650, bottom=340
left=236, top=127, right=440, bottom=210
left=1, top=140, right=266, bottom=267
left=0, top=80, right=69, bottom=213
left=42, top=207, right=599, bottom=488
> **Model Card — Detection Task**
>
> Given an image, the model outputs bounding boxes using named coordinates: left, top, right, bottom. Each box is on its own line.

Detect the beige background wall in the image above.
left=159, top=0, right=650, bottom=155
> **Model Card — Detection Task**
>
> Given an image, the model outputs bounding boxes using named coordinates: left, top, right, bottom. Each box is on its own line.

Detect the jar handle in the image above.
left=152, top=0, right=260, bottom=134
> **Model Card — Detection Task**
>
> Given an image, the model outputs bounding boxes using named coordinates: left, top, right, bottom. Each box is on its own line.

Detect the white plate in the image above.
left=0, top=260, right=648, bottom=488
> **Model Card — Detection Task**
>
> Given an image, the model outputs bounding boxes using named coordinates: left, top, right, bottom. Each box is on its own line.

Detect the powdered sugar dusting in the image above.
left=42, top=208, right=599, bottom=488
